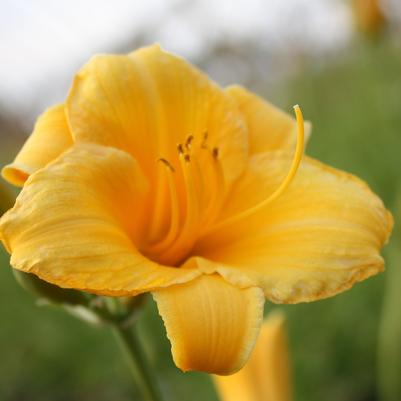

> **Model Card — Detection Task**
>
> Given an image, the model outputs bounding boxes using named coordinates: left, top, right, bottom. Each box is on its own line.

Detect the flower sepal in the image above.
left=13, top=270, right=89, bottom=306
left=88, top=295, right=148, bottom=329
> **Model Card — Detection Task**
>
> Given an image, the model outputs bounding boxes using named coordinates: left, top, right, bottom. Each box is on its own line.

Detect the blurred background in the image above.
left=0, top=0, right=400, bottom=400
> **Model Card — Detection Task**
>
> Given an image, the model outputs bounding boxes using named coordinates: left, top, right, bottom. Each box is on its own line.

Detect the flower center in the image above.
left=140, top=105, right=305, bottom=268
left=141, top=132, right=226, bottom=266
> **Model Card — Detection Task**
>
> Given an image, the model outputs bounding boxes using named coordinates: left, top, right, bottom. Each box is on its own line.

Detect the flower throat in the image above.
left=141, top=105, right=305, bottom=267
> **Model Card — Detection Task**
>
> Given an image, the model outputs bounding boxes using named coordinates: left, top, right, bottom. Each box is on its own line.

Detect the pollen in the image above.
left=158, top=158, right=175, bottom=172
left=201, top=131, right=209, bottom=149
left=185, top=135, right=194, bottom=150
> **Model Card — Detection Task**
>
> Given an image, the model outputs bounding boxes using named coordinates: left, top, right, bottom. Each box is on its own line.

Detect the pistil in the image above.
left=202, top=105, right=305, bottom=236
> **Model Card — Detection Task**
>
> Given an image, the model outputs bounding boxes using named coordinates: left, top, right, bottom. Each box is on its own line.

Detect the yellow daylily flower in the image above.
left=353, top=0, right=386, bottom=35
left=0, top=45, right=392, bottom=375
left=213, top=311, right=291, bottom=401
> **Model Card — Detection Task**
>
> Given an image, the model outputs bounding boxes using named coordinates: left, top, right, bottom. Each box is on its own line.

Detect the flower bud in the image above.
left=13, top=269, right=88, bottom=306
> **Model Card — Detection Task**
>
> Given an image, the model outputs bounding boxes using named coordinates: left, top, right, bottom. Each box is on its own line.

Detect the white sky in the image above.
left=0, top=0, right=355, bottom=124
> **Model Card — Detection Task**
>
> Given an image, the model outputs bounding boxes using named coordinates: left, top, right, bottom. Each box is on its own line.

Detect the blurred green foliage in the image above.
left=0, top=39, right=400, bottom=401
left=274, top=38, right=401, bottom=401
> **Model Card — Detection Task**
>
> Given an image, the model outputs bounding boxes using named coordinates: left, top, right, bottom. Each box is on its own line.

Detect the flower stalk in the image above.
left=112, top=323, right=164, bottom=401
left=377, top=198, right=401, bottom=401
left=10, top=271, right=160, bottom=401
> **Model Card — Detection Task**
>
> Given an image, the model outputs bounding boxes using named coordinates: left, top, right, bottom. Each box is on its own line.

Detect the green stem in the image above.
left=377, top=255, right=401, bottom=401
left=0, top=182, right=15, bottom=216
left=377, top=224, right=401, bottom=401
left=112, top=324, right=164, bottom=401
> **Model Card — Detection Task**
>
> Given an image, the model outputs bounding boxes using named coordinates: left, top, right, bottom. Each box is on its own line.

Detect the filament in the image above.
left=158, top=152, right=201, bottom=264
left=199, top=147, right=226, bottom=228
left=146, top=159, right=180, bottom=254
left=146, top=159, right=169, bottom=242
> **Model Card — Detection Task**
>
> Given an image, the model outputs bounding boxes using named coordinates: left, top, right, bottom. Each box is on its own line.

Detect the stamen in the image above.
left=189, top=149, right=207, bottom=210
left=177, top=143, right=184, bottom=155
left=203, top=104, right=305, bottom=233
left=147, top=158, right=170, bottom=242
left=185, top=135, right=194, bottom=150
left=146, top=158, right=181, bottom=254
left=201, top=131, right=209, bottom=149
left=158, top=158, right=175, bottom=172
left=199, top=147, right=226, bottom=228
left=159, top=152, right=201, bottom=265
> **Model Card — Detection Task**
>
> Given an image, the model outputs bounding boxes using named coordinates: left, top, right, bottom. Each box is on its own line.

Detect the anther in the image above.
left=201, top=131, right=209, bottom=148
left=184, top=154, right=191, bottom=163
left=158, top=158, right=175, bottom=172
left=185, top=135, right=194, bottom=150
left=212, top=147, right=219, bottom=159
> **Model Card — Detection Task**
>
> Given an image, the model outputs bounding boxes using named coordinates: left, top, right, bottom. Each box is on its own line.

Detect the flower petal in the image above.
left=0, top=143, right=199, bottom=295
left=2, top=104, right=72, bottom=187
left=226, top=85, right=311, bottom=154
left=213, top=311, right=292, bottom=401
left=195, top=153, right=393, bottom=303
left=153, top=273, right=264, bottom=375
left=67, top=44, right=248, bottom=185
